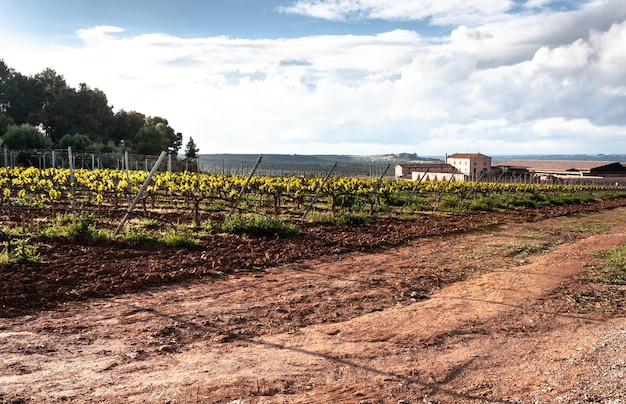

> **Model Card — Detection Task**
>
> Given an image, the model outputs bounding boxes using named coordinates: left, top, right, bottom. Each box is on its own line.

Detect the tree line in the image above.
left=0, top=59, right=199, bottom=159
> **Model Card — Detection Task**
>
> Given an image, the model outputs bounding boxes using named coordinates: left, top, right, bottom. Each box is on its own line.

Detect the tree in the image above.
left=111, top=109, right=146, bottom=146
left=0, top=62, right=182, bottom=153
left=0, top=112, right=14, bottom=137
left=41, top=83, right=113, bottom=144
left=184, top=137, right=200, bottom=160
left=2, top=124, right=52, bottom=150
left=134, top=117, right=182, bottom=155
left=0, top=59, right=11, bottom=113
left=59, top=133, right=93, bottom=151
left=34, top=68, right=68, bottom=135
left=72, top=84, right=114, bottom=143
left=3, top=71, right=44, bottom=125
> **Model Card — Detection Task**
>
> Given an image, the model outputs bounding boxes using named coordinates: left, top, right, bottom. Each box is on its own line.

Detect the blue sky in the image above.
left=1, top=0, right=625, bottom=156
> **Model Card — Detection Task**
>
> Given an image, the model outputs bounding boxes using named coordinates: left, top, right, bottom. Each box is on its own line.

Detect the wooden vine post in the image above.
left=302, top=161, right=337, bottom=220
left=433, top=168, right=458, bottom=212
left=68, top=147, right=76, bottom=225
left=401, top=167, right=430, bottom=212
left=362, top=163, right=391, bottom=214
left=225, top=155, right=263, bottom=221
left=114, top=151, right=168, bottom=236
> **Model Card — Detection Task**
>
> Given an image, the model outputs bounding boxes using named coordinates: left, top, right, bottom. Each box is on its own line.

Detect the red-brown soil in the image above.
left=1, top=200, right=626, bottom=403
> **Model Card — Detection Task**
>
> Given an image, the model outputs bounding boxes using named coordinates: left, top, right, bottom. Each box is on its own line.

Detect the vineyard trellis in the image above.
left=2, top=154, right=626, bottom=236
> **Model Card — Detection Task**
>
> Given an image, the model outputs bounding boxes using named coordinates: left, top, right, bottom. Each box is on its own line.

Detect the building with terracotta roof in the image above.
left=396, top=155, right=626, bottom=184
left=446, top=153, right=493, bottom=181
left=395, top=152, right=493, bottom=182
left=395, top=163, right=465, bottom=182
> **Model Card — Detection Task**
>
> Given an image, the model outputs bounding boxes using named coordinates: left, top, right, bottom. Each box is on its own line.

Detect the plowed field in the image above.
left=2, top=200, right=626, bottom=403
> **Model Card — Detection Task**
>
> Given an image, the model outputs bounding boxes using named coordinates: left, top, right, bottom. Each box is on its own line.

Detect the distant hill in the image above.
left=199, top=153, right=625, bottom=165
left=198, top=153, right=442, bottom=165
left=195, top=153, right=625, bottom=177
left=197, top=153, right=442, bottom=177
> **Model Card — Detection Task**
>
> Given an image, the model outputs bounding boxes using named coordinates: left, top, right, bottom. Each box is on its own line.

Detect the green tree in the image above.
left=34, top=68, right=68, bottom=133
left=73, top=84, right=113, bottom=143
left=184, top=136, right=200, bottom=160
left=0, top=112, right=14, bottom=137
left=2, top=124, right=52, bottom=150
left=0, top=61, right=181, bottom=153
left=111, top=109, right=146, bottom=147
left=0, top=59, right=10, bottom=113
left=41, top=83, right=113, bottom=144
left=3, top=71, right=44, bottom=125
left=135, top=117, right=182, bottom=155
left=59, top=133, right=93, bottom=150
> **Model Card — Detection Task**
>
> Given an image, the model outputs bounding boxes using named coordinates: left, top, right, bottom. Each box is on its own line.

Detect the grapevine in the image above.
left=0, top=167, right=624, bottom=224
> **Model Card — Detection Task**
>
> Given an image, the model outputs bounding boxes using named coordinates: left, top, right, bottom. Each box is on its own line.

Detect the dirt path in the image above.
left=2, top=208, right=626, bottom=403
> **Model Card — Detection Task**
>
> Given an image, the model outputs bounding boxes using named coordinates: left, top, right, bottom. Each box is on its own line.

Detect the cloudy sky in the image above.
left=1, top=0, right=625, bottom=157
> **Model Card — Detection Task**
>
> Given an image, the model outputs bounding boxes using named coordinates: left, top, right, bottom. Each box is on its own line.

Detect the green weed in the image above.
left=503, top=241, right=556, bottom=258
left=12, top=195, right=47, bottom=208
left=161, top=232, right=199, bottom=248
left=595, top=245, right=626, bottom=285
left=0, top=239, right=40, bottom=264
left=122, top=226, right=159, bottom=244
left=337, top=212, right=369, bottom=226
left=306, top=212, right=337, bottom=225
left=38, top=214, right=107, bottom=241
left=66, top=217, right=107, bottom=241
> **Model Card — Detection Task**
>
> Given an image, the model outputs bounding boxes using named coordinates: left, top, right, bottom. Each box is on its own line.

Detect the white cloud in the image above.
left=76, top=25, right=125, bottom=44
left=278, top=0, right=514, bottom=25
left=523, top=0, right=553, bottom=9
left=1, top=0, right=625, bottom=156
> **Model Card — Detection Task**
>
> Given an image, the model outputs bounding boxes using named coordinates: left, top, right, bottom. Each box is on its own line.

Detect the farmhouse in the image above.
left=395, top=163, right=465, bottom=182
left=396, top=154, right=626, bottom=184
left=494, top=160, right=626, bottom=183
left=446, top=152, right=493, bottom=181
left=395, top=152, right=492, bottom=182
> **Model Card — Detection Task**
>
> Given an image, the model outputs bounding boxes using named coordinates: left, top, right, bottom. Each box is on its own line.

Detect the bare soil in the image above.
left=1, top=200, right=626, bottom=403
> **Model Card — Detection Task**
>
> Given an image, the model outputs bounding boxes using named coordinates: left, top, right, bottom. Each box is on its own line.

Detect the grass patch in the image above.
left=0, top=239, right=40, bottom=264
left=121, top=227, right=199, bottom=247
left=337, top=212, right=369, bottom=226
left=594, top=245, right=626, bottom=285
left=306, top=212, right=337, bottom=225
left=39, top=214, right=107, bottom=241
left=503, top=241, right=558, bottom=258
left=459, top=243, right=501, bottom=260
left=556, top=215, right=613, bottom=234
left=409, top=198, right=434, bottom=212
left=563, top=288, right=624, bottom=315
left=66, top=217, right=108, bottom=241
left=221, top=214, right=300, bottom=238
left=161, top=232, right=199, bottom=248
left=560, top=244, right=626, bottom=316
left=437, top=194, right=460, bottom=211
left=122, top=226, right=159, bottom=244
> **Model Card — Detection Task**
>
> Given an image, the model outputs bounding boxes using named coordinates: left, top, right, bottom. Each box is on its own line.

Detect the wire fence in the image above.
left=3, top=148, right=626, bottom=187
left=1, top=148, right=396, bottom=180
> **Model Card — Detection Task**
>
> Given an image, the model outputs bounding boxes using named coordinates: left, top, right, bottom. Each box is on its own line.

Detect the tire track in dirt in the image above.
left=225, top=223, right=626, bottom=402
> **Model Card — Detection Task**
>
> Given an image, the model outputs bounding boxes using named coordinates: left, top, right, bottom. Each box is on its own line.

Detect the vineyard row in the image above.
left=1, top=166, right=626, bottom=223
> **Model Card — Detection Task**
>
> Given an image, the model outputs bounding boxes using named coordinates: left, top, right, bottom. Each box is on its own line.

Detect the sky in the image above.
left=1, top=0, right=625, bottom=157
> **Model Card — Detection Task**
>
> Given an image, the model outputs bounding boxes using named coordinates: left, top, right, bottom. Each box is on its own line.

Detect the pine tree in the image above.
left=184, top=136, right=199, bottom=160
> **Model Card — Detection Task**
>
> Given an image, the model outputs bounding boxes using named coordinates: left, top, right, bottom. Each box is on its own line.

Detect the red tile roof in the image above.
left=447, top=153, right=491, bottom=159
left=400, top=163, right=457, bottom=173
